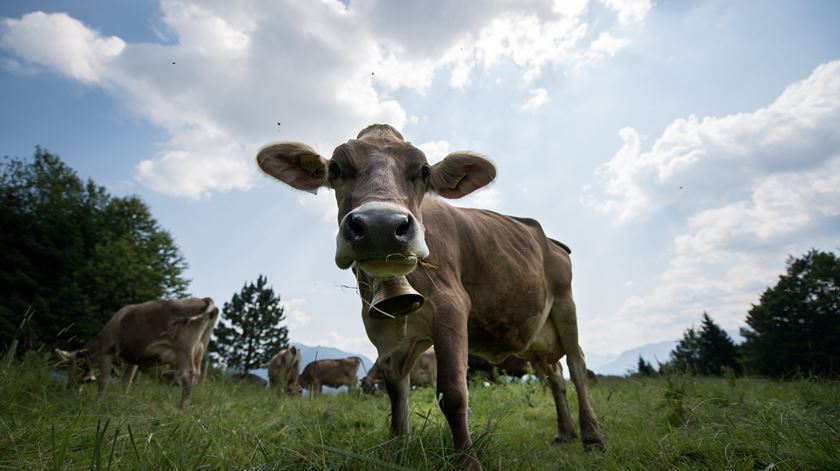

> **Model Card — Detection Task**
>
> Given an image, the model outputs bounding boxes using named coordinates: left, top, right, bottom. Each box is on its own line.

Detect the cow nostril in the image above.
left=347, top=214, right=365, bottom=241
left=395, top=216, right=411, bottom=238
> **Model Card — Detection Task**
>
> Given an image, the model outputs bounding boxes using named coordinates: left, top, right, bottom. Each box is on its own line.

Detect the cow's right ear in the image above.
left=257, top=142, right=328, bottom=194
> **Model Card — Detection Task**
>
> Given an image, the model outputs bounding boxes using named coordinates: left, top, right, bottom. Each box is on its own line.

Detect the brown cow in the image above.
left=257, top=124, right=604, bottom=468
left=261, top=346, right=301, bottom=393
left=362, top=348, right=437, bottom=393
left=230, top=372, right=268, bottom=387
left=299, top=356, right=362, bottom=393
left=467, top=354, right=530, bottom=380
left=56, top=298, right=218, bottom=409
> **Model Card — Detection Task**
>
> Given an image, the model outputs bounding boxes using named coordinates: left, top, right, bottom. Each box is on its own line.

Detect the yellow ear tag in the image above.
left=450, top=173, right=465, bottom=189
left=299, top=154, right=322, bottom=175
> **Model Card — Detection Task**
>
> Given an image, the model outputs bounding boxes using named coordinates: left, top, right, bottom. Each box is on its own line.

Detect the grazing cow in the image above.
left=262, top=346, right=301, bottom=393
left=362, top=348, right=437, bottom=393
left=56, top=298, right=218, bottom=409
left=230, top=372, right=268, bottom=387
left=467, top=354, right=530, bottom=380
left=299, top=356, right=362, bottom=393
left=257, top=124, right=604, bottom=468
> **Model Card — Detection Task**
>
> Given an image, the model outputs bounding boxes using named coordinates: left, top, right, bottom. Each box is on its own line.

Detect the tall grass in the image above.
left=1, top=352, right=838, bottom=470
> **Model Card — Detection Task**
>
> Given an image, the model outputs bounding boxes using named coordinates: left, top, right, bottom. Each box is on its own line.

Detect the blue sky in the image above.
left=2, top=0, right=839, bottom=360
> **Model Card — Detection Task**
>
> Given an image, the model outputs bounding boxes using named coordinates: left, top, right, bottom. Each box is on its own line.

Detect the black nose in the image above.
left=342, top=210, right=414, bottom=245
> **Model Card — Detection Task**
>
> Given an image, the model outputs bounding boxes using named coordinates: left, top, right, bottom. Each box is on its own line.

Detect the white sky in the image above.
left=2, top=0, right=839, bottom=359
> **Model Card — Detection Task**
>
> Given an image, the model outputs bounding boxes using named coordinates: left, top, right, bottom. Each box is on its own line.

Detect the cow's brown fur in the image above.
left=57, top=298, right=218, bottom=409
left=257, top=124, right=604, bottom=469
left=362, top=348, right=437, bottom=393
left=262, top=346, right=301, bottom=393
left=230, top=372, right=268, bottom=387
left=299, top=357, right=361, bottom=393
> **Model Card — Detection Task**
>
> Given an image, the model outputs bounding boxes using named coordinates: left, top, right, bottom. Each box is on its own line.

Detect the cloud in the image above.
left=307, top=330, right=376, bottom=361
left=588, top=31, right=629, bottom=56
left=418, top=140, right=452, bottom=164
left=298, top=190, right=338, bottom=223
left=1, top=2, right=649, bottom=199
left=281, top=298, right=312, bottom=329
left=587, top=60, right=840, bottom=223
left=581, top=60, right=840, bottom=354
left=458, top=187, right=502, bottom=210
left=520, top=87, right=550, bottom=111
left=0, top=12, right=124, bottom=83
left=599, top=0, right=652, bottom=24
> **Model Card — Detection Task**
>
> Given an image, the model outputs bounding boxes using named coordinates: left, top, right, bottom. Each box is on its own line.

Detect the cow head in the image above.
left=257, top=124, right=495, bottom=279
left=55, top=348, right=96, bottom=388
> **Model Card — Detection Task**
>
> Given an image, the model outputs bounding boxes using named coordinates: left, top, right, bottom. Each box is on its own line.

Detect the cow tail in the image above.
left=171, top=299, right=219, bottom=326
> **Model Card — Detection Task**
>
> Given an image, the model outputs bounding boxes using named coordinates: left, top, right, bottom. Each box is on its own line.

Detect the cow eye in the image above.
left=328, top=161, right=341, bottom=179
left=420, top=165, right=431, bottom=182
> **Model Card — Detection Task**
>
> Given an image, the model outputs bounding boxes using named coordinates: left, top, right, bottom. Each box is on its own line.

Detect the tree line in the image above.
left=635, top=249, right=840, bottom=378
left=0, top=149, right=289, bottom=371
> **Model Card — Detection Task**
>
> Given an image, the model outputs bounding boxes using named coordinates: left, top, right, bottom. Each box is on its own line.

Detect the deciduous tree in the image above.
left=741, top=250, right=840, bottom=377
left=0, top=148, right=190, bottom=351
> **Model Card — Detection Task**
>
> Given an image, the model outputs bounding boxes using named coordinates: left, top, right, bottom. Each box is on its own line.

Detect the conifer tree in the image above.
left=636, top=355, right=656, bottom=376
left=211, top=275, right=288, bottom=372
left=669, top=312, right=740, bottom=376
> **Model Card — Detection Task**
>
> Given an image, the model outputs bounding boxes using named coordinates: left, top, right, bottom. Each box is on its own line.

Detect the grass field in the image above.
left=1, top=353, right=838, bottom=470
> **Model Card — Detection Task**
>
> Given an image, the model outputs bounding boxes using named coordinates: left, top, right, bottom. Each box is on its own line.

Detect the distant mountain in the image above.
left=245, top=343, right=374, bottom=393
left=590, top=329, right=744, bottom=377
left=592, top=340, right=677, bottom=376
left=290, top=342, right=374, bottom=374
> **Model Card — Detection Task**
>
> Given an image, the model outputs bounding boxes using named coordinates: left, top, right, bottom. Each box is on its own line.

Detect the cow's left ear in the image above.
left=56, top=349, right=74, bottom=363
left=257, top=142, right=328, bottom=194
left=429, top=152, right=496, bottom=199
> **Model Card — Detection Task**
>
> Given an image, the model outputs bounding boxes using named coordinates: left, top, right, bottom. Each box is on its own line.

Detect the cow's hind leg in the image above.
left=532, top=359, right=576, bottom=443
left=552, top=295, right=605, bottom=449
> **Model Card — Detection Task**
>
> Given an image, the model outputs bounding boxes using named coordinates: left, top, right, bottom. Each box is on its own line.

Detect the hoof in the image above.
left=553, top=430, right=577, bottom=444
left=582, top=433, right=606, bottom=452
left=454, top=453, right=483, bottom=471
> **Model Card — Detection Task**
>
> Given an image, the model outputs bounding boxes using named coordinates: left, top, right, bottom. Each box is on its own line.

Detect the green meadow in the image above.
left=1, top=353, right=838, bottom=470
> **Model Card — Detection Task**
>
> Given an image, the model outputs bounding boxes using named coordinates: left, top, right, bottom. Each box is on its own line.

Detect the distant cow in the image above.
left=299, top=357, right=362, bottom=394
left=467, top=354, right=530, bottom=380
left=362, top=348, right=437, bottom=393
left=258, top=124, right=604, bottom=468
left=56, top=298, right=218, bottom=409
left=262, top=346, right=301, bottom=393
left=230, top=372, right=268, bottom=387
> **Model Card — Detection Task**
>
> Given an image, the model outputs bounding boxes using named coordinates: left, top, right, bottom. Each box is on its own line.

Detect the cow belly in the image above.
left=138, top=340, right=177, bottom=367
left=467, top=300, right=552, bottom=361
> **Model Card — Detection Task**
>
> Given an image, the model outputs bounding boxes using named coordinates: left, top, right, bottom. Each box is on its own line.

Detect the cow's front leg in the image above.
left=96, top=355, right=113, bottom=401
left=383, top=370, right=410, bottom=436
left=176, top=353, right=196, bottom=409
left=433, top=302, right=481, bottom=470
